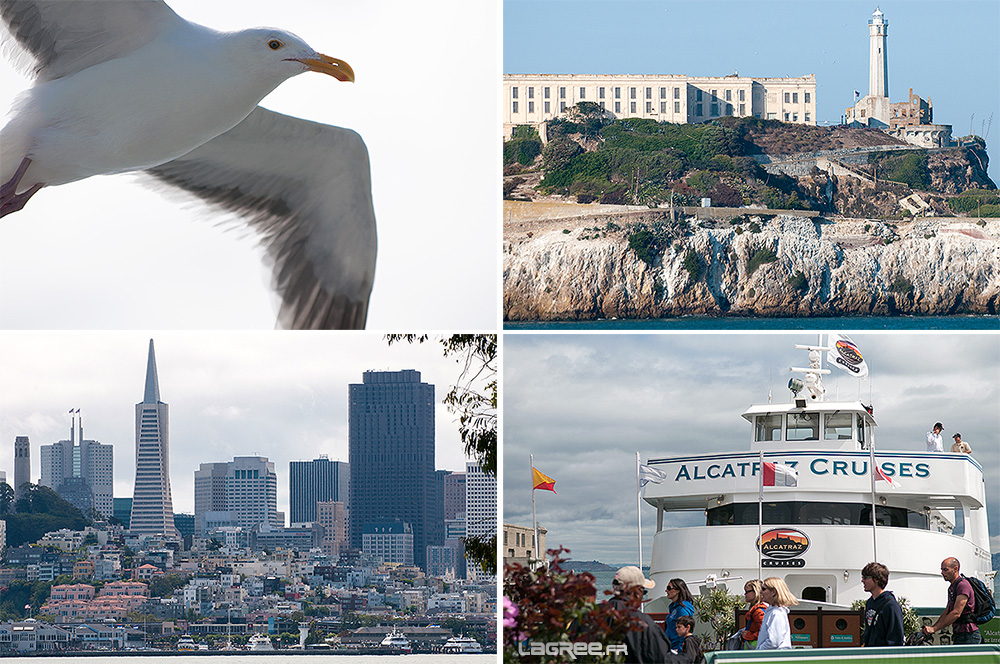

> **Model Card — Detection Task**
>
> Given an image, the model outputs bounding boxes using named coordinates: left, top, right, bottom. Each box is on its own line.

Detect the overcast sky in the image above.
left=505, top=0, right=999, bottom=182
left=503, top=332, right=1000, bottom=566
left=0, top=0, right=499, bottom=330
left=0, top=333, right=488, bottom=518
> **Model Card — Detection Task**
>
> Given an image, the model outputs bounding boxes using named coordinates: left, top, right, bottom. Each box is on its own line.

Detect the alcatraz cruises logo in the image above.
left=757, top=528, right=809, bottom=568
left=833, top=338, right=865, bottom=375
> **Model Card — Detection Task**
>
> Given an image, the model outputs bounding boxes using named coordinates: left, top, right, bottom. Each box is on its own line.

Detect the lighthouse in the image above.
left=869, top=7, right=888, bottom=100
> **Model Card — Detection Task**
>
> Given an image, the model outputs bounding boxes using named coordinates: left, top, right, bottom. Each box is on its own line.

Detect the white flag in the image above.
left=828, top=334, right=869, bottom=378
left=639, top=464, right=667, bottom=487
left=763, top=462, right=798, bottom=487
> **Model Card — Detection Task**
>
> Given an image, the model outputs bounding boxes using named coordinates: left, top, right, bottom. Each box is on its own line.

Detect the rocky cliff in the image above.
left=504, top=211, right=1000, bottom=320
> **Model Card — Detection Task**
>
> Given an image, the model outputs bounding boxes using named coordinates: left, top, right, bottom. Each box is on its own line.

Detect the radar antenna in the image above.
left=790, top=344, right=831, bottom=402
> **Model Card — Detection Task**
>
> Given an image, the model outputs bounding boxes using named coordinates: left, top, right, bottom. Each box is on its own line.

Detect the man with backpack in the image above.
left=921, top=557, right=987, bottom=644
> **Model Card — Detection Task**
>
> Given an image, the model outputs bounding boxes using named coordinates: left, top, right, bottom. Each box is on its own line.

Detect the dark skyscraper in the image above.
left=289, top=456, right=349, bottom=524
left=348, top=370, right=441, bottom=570
left=129, top=340, right=179, bottom=538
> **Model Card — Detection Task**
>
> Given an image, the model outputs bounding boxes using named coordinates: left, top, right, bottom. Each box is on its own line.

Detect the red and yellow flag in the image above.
left=532, top=467, right=556, bottom=493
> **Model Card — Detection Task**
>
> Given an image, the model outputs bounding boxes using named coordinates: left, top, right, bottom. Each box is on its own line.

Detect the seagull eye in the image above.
left=268, top=39, right=283, bottom=50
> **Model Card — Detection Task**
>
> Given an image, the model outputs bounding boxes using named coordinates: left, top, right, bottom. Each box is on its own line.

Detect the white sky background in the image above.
left=0, top=332, right=488, bottom=518
left=502, top=333, right=1000, bottom=565
left=0, top=0, right=500, bottom=330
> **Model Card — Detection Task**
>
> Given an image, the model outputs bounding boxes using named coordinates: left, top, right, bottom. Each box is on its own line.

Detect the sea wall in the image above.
left=503, top=214, right=1000, bottom=320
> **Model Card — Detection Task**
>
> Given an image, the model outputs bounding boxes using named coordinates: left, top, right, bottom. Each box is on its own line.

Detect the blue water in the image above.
left=505, top=316, right=999, bottom=330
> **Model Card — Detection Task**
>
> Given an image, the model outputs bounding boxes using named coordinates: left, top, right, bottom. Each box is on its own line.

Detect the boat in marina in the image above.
left=379, top=628, right=412, bottom=653
left=176, top=634, right=197, bottom=651
left=247, top=632, right=274, bottom=651
left=642, top=337, right=994, bottom=612
left=442, top=635, right=484, bottom=653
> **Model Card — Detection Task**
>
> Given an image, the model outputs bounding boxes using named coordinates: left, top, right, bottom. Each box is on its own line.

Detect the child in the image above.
left=674, top=615, right=704, bottom=664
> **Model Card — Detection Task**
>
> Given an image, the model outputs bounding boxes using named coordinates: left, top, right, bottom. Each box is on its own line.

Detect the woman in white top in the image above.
left=756, top=577, right=798, bottom=649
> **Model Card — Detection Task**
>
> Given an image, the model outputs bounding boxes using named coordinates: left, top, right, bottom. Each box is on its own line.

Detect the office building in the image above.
left=288, top=456, right=349, bottom=524
left=348, top=369, right=442, bottom=570
left=443, top=471, right=466, bottom=521
left=193, top=462, right=229, bottom=537
left=39, top=412, right=113, bottom=518
left=362, top=521, right=413, bottom=565
left=195, top=457, right=280, bottom=535
left=316, top=501, right=347, bottom=557
left=129, top=340, right=180, bottom=538
left=465, top=462, right=497, bottom=581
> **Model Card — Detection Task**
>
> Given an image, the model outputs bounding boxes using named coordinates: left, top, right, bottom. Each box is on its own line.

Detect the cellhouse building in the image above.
left=348, top=370, right=442, bottom=571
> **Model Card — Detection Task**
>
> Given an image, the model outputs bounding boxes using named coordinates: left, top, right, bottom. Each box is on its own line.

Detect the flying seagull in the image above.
left=0, top=0, right=376, bottom=329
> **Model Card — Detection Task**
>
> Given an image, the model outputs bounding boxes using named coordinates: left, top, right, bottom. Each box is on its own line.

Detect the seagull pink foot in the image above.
left=0, top=157, right=44, bottom=218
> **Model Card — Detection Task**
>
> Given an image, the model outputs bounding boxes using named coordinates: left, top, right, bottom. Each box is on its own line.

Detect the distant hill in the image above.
left=564, top=560, right=615, bottom=574
left=1, top=483, right=90, bottom=548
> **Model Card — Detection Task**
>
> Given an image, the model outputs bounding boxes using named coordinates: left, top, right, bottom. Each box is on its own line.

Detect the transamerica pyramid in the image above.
left=129, top=339, right=179, bottom=538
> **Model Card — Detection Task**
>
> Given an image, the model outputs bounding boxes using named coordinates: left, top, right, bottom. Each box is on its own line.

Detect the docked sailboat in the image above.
left=642, top=337, right=994, bottom=611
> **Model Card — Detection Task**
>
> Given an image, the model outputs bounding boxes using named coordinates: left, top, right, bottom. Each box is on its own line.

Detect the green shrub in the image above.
left=503, top=138, right=542, bottom=166
left=889, top=274, right=913, bottom=296
left=788, top=270, right=808, bottom=293
left=683, top=248, right=702, bottom=281
left=628, top=230, right=661, bottom=265
left=746, top=247, right=778, bottom=275
left=511, top=125, right=541, bottom=141
left=947, top=190, right=1000, bottom=213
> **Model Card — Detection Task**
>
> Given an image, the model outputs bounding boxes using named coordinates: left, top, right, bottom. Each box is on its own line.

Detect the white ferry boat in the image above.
left=642, top=337, right=994, bottom=611
left=176, top=634, right=197, bottom=651
left=247, top=632, right=274, bottom=651
left=379, top=628, right=413, bottom=653
left=442, top=635, right=484, bottom=653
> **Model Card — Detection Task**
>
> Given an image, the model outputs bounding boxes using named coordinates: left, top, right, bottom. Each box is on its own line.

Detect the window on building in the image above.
left=696, top=89, right=703, bottom=102
left=615, top=101, right=621, bottom=113
left=544, top=101, right=550, bottom=113
left=711, top=89, right=717, bottom=99
left=784, top=112, right=790, bottom=121
left=739, top=103, right=745, bottom=115
left=725, top=89, right=732, bottom=101
left=599, top=87, right=605, bottom=99
left=560, top=102, right=566, bottom=112
left=660, top=87, right=666, bottom=98
left=710, top=103, right=718, bottom=116
left=739, top=89, right=745, bottom=102
left=645, top=87, right=651, bottom=99
left=528, top=87, right=534, bottom=99
left=792, top=92, right=798, bottom=103
left=630, top=87, right=636, bottom=99
left=630, top=101, right=636, bottom=113
left=646, top=101, right=652, bottom=113
left=805, top=113, right=811, bottom=122
left=599, top=101, right=606, bottom=110
left=615, top=87, right=621, bottom=99
left=793, top=113, right=798, bottom=122
left=660, top=101, right=667, bottom=113
left=544, top=87, right=550, bottom=99
left=784, top=92, right=790, bottom=103
left=804, top=92, right=811, bottom=104
left=674, top=101, right=681, bottom=113
left=580, top=87, right=586, bottom=99
left=512, top=87, right=518, bottom=99
left=528, top=101, right=534, bottom=113
left=559, top=87, right=566, bottom=99
left=674, top=87, right=680, bottom=99
left=696, top=103, right=703, bottom=116
left=512, top=101, right=518, bottom=113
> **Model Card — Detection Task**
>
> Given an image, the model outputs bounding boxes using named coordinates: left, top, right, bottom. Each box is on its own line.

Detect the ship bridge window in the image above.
left=787, top=413, right=819, bottom=441
left=858, top=414, right=867, bottom=448
left=706, top=501, right=928, bottom=529
left=824, top=412, right=853, bottom=440
left=755, top=415, right=782, bottom=441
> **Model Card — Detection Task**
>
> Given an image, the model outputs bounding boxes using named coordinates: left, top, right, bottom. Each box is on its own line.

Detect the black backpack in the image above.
left=961, top=575, right=996, bottom=625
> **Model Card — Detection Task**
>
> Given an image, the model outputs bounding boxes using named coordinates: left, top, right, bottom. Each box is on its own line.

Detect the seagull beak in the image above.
left=296, top=54, right=355, bottom=82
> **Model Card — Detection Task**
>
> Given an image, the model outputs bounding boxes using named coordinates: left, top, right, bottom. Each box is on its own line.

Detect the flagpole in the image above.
left=530, top=453, right=538, bottom=569
left=758, top=450, right=764, bottom=581
left=636, top=452, right=643, bottom=569
left=870, top=434, right=878, bottom=562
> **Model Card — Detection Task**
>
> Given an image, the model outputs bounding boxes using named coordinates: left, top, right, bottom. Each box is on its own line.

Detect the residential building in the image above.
left=465, top=462, right=496, bottom=581
left=503, top=523, right=546, bottom=568
left=129, top=340, right=180, bottom=538
left=39, top=412, right=113, bottom=518
left=349, top=369, right=442, bottom=570
left=289, top=456, right=349, bottom=524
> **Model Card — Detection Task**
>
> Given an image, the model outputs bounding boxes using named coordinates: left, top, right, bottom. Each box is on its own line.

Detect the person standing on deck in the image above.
left=925, top=422, right=944, bottom=452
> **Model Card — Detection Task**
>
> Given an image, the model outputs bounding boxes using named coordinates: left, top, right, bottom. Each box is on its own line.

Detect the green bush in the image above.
left=628, top=230, right=661, bottom=265
left=746, top=247, right=778, bottom=276
left=683, top=248, right=702, bottom=281
left=947, top=191, right=1000, bottom=214
left=889, top=273, right=914, bottom=296
left=788, top=270, right=808, bottom=293
left=503, top=138, right=542, bottom=166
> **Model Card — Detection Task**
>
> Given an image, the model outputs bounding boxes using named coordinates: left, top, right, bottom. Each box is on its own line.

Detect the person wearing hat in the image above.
left=608, top=566, right=671, bottom=663
left=925, top=423, right=944, bottom=452
left=950, top=433, right=972, bottom=454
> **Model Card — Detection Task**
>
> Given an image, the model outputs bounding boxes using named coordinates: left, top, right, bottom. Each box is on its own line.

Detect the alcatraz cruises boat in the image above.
left=641, top=338, right=994, bottom=612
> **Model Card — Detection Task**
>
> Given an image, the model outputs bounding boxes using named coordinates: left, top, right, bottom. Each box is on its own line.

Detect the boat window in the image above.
left=706, top=501, right=927, bottom=529
left=786, top=413, right=819, bottom=441
left=857, top=414, right=866, bottom=447
left=824, top=412, right=853, bottom=440
left=755, top=415, right=782, bottom=441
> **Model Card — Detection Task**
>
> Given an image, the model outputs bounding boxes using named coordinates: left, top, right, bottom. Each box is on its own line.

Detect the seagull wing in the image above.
left=0, top=0, right=182, bottom=81
left=146, top=106, right=377, bottom=330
